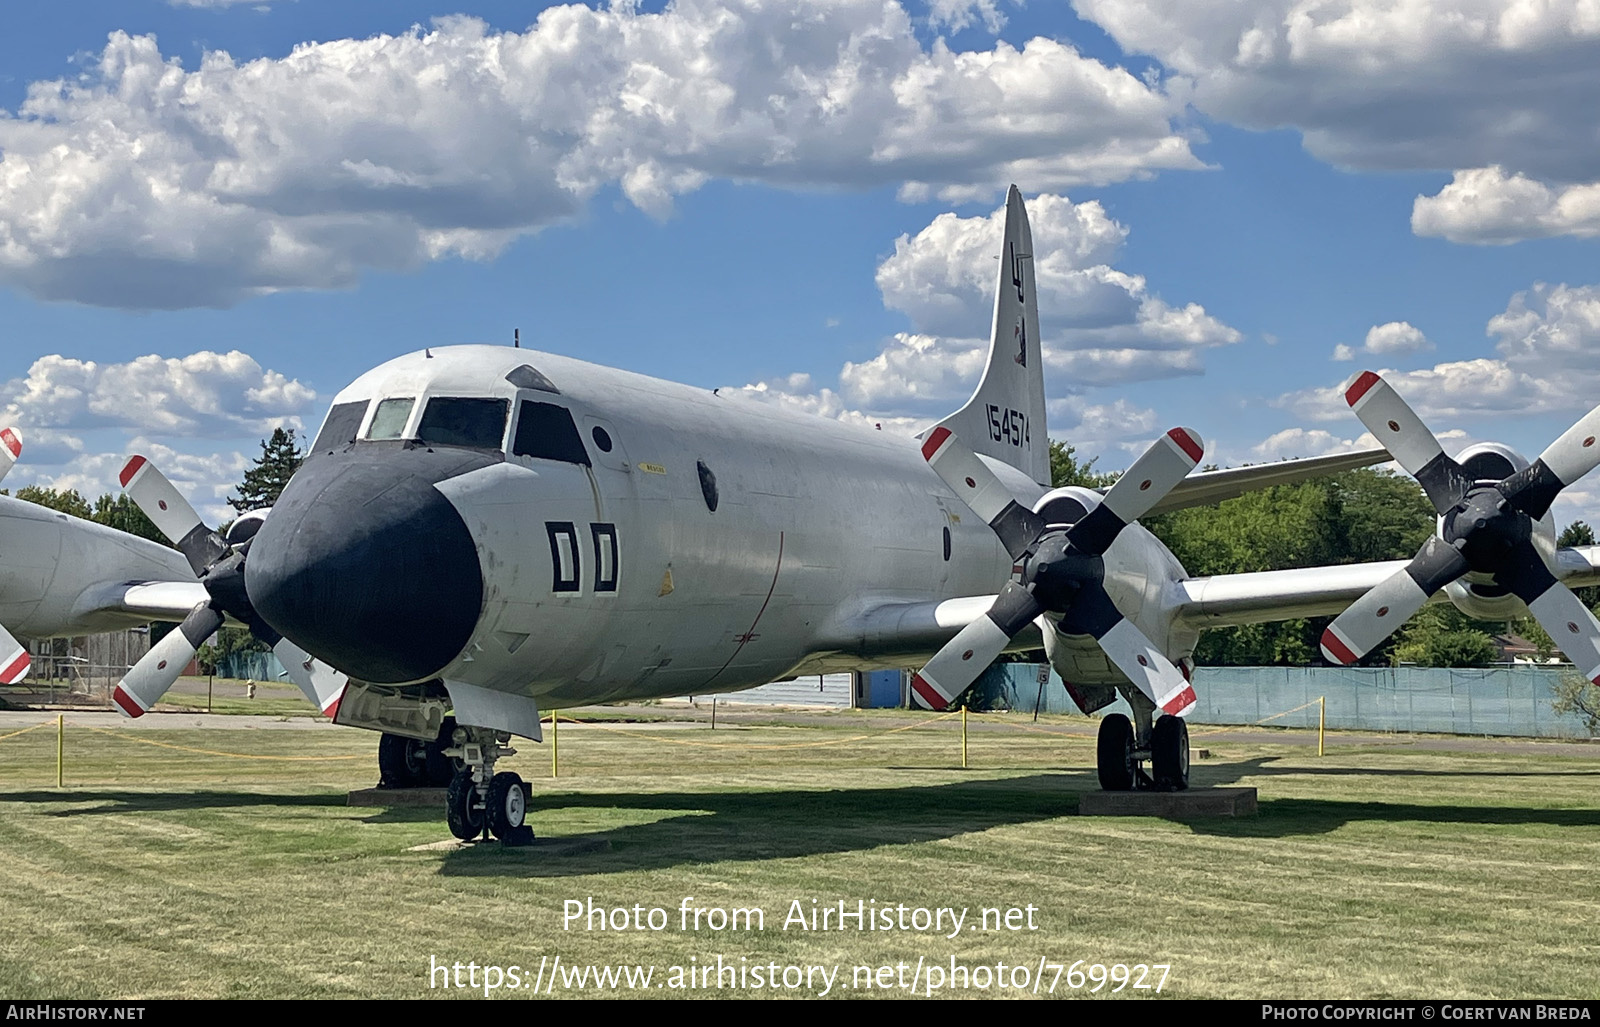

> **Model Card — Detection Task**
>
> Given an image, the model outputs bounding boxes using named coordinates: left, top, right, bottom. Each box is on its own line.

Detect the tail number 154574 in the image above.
left=986, top=404, right=1030, bottom=448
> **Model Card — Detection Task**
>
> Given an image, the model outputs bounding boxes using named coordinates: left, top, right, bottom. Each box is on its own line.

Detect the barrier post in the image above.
left=56, top=714, right=63, bottom=788
left=1318, top=696, right=1326, bottom=757
left=961, top=704, right=969, bottom=769
left=551, top=713, right=559, bottom=779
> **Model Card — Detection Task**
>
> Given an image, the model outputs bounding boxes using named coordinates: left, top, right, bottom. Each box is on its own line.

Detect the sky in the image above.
left=1, top=0, right=1598, bottom=532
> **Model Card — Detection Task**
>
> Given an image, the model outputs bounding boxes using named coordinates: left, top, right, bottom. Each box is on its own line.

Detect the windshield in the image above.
left=417, top=397, right=510, bottom=450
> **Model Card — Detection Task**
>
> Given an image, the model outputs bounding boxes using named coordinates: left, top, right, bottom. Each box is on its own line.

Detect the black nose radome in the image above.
left=245, top=446, right=494, bottom=684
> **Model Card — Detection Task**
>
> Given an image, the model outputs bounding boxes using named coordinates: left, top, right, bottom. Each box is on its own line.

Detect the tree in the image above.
left=229, top=427, right=303, bottom=513
left=91, top=493, right=165, bottom=545
left=13, top=485, right=92, bottom=519
left=1141, top=468, right=1435, bottom=666
left=1049, top=439, right=1118, bottom=489
left=1388, top=605, right=1500, bottom=667
left=1551, top=672, right=1600, bottom=735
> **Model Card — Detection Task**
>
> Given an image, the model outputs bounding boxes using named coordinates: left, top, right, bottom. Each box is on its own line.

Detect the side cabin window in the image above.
left=311, top=401, right=367, bottom=453
left=417, top=397, right=509, bottom=451
left=366, top=397, right=415, bottom=440
left=512, top=400, right=591, bottom=466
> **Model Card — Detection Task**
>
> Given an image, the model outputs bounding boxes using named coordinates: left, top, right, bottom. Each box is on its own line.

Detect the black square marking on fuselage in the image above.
left=546, top=521, right=581, bottom=593
left=591, top=522, right=619, bottom=593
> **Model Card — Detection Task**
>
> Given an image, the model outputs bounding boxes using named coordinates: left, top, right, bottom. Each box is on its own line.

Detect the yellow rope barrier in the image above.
left=0, top=721, right=52, bottom=743
left=78, top=724, right=368, bottom=761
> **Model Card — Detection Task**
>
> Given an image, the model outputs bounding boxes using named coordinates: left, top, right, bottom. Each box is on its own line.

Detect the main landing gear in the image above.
left=443, top=726, right=534, bottom=846
left=377, top=716, right=462, bottom=788
left=1096, top=691, right=1189, bottom=792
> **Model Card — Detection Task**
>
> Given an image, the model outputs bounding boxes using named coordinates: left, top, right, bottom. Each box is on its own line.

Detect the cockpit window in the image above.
left=417, top=397, right=510, bottom=450
left=311, top=401, right=367, bottom=453
left=366, top=397, right=415, bottom=440
left=512, top=400, right=591, bottom=466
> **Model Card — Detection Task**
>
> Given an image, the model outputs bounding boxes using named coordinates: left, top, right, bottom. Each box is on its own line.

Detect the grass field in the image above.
left=0, top=708, right=1597, bottom=1000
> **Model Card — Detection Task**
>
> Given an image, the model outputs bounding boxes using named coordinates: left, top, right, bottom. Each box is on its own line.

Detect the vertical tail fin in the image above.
left=929, top=186, right=1048, bottom=486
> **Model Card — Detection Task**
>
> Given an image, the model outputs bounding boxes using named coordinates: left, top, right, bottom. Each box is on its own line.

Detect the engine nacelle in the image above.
left=1440, top=443, right=1556, bottom=621
left=1032, top=485, right=1101, bottom=527
left=226, top=507, right=272, bottom=545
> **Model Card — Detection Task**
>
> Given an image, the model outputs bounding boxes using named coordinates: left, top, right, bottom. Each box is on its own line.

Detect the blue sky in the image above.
left=2, top=0, right=1598, bottom=531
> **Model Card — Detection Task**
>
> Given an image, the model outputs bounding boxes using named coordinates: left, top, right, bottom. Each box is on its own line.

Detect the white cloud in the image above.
left=1413, top=166, right=1600, bottom=244
left=1281, top=281, right=1600, bottom=431
left=0, top=4, right=1198, bottom=308
left=24, top=438, right=250, bottom=526
left=857, top=192, right=1238, bottom=405
left=925, top=0, right=1011, bottom=34
left=1331, top=320, right=1430, bottom=362
left=1251, top=427, right=1379, bottom=461
left=0, top=351, right=317, bottom=439
left=1072, top=0, right=1600, bottom=242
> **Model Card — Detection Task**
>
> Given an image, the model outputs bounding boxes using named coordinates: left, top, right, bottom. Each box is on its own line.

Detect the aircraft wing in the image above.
left=1173, top=545, right=1600, bottom=629
left=1148, top=449, right=1391, bottom=515
left=70, top=580, right=212, bottom=626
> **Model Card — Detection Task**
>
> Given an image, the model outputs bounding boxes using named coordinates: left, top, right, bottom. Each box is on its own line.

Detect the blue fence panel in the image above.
left=970, top=663, right=1594, bottom=739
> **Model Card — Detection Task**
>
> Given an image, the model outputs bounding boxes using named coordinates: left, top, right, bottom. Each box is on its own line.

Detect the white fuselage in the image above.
left=0, top=497, right=194, bottom=637
left=291, top=346, right=1196, bottom=707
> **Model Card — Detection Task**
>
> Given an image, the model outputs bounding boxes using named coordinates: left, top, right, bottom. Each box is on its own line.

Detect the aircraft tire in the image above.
left=1150, top=715, right=1190, bottom=792
left=378, top=733, right=429, bottom=788
left=445, top=771, right=484, bottom=841
left=1096, top=713, right=1136, bottom=791
left=486, top=772, right=527, bottom=839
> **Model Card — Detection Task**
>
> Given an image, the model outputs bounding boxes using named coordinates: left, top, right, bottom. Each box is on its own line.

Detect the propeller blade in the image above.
left=0, top=622, right=28, bottom=685
left=0, top=427, right=20, bottom=486
left=272, top=638, right=348, bottom=716
left=1344, top=371, right=1471, bottom=514
left=119, top=456, right=229, bottom=576
left=1499, top=405, right=1600, bottom=521
left=1064, top=428, right=1203, bottom=556
left=920, top=427, right=1045, bottom=560
left=111, top=603, right=223, bottom=718
left=1095, top=614, right=1197, bottom=717
left=1495, top=544, right=1600, bottom=683
left=911, top=582, right=1043, bottom=710
left=1320, top=536, right=1471, bottom=665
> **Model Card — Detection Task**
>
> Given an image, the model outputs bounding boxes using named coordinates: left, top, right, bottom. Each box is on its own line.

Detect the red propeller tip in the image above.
left=921, top=427, right=952, bottom=462
left=111, top=685, right=145, bottom=718
left=0, top=428, right=19, bottom=459
left=1345, top=371, right=1381, bottom=406
left=1166, top=428, right=1203, bottom=463
left=119, top=455, right=148, bottom=488
left=910, top=673, right=948, bottom=711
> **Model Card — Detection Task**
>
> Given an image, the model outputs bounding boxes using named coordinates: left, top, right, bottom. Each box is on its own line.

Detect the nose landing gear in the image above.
left=443, top=727, right=534, bottom=846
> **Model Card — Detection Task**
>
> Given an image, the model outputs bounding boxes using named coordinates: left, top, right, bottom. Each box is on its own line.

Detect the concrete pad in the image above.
left=407, top=836, right=611, bottom=855
left=348, top=787, right=448, bottom=807
left=1078, top=786, right=1257, bottom=817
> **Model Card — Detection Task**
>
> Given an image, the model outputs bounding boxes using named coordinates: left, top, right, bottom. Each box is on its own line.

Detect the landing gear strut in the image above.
left=443, top=726, right=534, bottom=845
left=1095, top=690, right=1189, bottom=792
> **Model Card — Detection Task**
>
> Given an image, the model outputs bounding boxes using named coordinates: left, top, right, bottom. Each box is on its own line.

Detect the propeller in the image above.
left=0, top=427, right=30, bottom=685
left=912, top=426, right=1204, bottom=717
left=1320, top=371, right=1600, bottom=682
left=110, top=456, right=347, bottom=718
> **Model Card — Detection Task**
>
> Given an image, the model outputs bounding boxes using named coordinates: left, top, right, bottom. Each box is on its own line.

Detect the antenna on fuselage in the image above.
left=514, top=328, right=520, bottom=348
